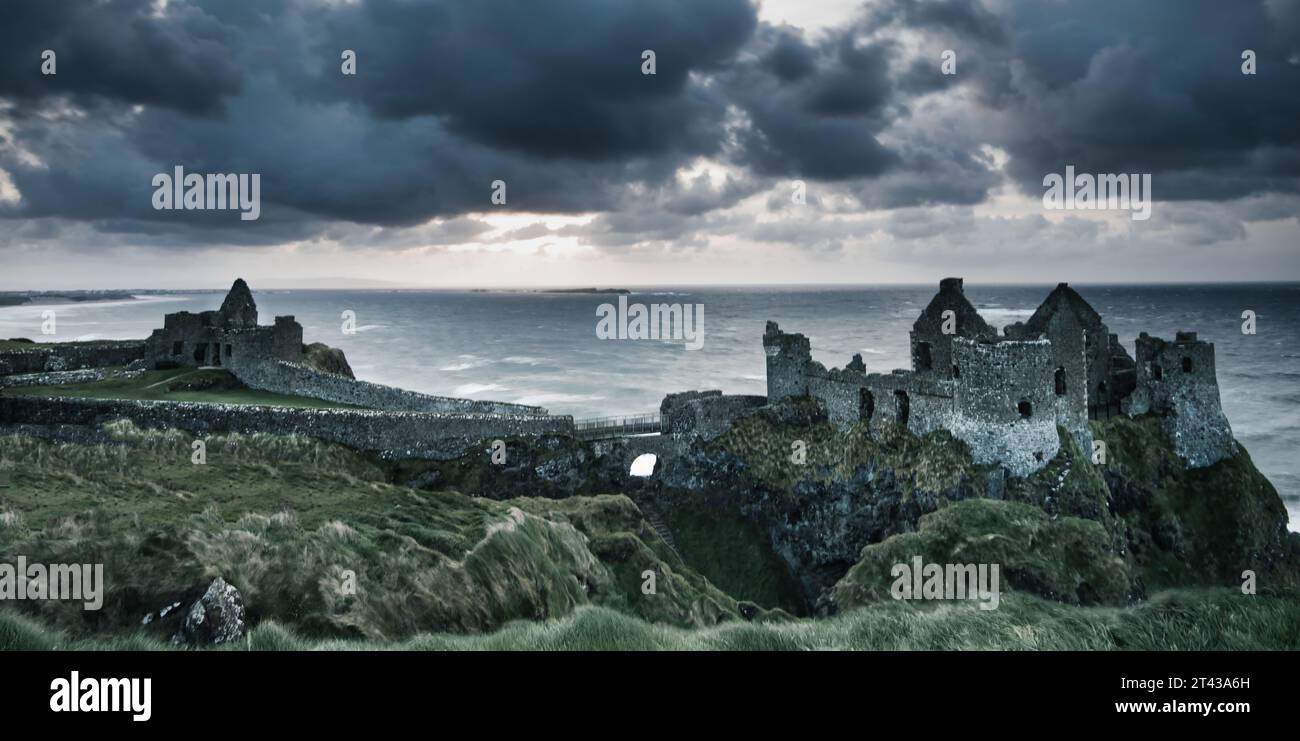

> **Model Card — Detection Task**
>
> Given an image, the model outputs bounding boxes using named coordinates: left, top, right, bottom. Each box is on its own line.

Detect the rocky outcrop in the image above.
left=828, top=499, right=1138, bottom=612
left=302, top=342, right=355, bottom=379
left=172, top=577, right=246, bottom=647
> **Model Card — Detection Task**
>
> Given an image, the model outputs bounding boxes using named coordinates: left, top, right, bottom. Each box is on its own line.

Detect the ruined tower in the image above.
left=949, top=337, right=1061, bottom=477
left=144, top=279, right=302, bottom=370
left=763, top=321, right=812, bottom=402
left=1126, top=331, right=1236, bottom=467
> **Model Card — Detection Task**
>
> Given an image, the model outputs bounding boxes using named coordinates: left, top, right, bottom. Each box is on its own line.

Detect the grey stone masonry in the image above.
left=230, top=357, right=549, bottom=416
left=144, top=278, right=302, bottom=370
left=1125, top=331, right=1236, bottom=467
left=660, top=390, right=767, bottom=441
left=762, top=278, right=1237, bottom=476
left=0, top=396, right=573, bottom=460
left=949, top=337, right=1061, bottom=476
left=0, top=341, right=146, bottom=376
left=909, top=277, right=997, bottom=380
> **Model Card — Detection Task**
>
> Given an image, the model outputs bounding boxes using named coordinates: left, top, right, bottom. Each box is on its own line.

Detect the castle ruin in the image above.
left=144, top=279, right=303, bottom=370
left=762, top=278, right=1235, bottom=476
left=145, top=279, right=551, bottom=418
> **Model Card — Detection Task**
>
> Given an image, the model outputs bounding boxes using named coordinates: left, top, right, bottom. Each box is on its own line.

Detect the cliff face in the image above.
left=388, top=394, right=1297, bottom=612
left=1, top=396, right=1294, bottom=644
left=677, top=399, right=1298, bottom=609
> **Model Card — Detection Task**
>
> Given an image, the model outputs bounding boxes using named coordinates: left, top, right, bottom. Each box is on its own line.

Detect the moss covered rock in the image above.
left=829, top=499, right=1137, bottom=611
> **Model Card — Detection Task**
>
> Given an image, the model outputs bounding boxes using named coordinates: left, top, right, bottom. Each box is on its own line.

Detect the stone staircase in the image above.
left=636, top=498, right=681, bottom=561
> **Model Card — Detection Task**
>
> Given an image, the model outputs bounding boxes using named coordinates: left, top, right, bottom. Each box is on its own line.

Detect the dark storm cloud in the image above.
left=0, top=0, right=242, bottom=116
left=0, top=0, right=758, bottom=241
left=975, top=0, right=1300, bottom=201
left=0, top=0, right=1296, bottom=253
left=301, top=0, right=757, bottom=161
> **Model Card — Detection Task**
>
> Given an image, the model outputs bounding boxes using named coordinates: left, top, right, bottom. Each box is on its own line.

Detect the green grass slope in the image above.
left=0, top=423, right=756, bottom=640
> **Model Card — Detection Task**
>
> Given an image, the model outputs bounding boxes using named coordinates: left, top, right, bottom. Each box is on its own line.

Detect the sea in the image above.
left=2, top=283, right=1296, bottom=531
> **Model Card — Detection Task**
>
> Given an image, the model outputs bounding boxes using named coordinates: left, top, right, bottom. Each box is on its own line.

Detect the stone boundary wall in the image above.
left=230, top=358, right=549, bottom=417
left=0, top=396, right=574, bottom=460
left=0, top=368, right=131, bottom=388
left=0, top=341, right=146, bottom=376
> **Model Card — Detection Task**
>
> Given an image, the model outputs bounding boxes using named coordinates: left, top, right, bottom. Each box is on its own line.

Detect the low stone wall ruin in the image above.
left=0, top=341, right=146, bottom=376
left=0, top=396, right=573, bottom=460
left=230, top=358, right=549, bottom=417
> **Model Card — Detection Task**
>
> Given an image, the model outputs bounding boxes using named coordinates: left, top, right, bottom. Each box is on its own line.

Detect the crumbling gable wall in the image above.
left=1011, top=282, right=1131, bottom=420
left=909, top=277, right=996, bottom=380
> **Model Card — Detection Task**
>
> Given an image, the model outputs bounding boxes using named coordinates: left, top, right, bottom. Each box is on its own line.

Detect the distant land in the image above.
left=0, top=291, right=139, bottom=307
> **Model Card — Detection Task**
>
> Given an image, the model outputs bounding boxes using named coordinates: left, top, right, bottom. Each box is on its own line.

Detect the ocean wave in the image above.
left=439, top=354, right=490, bottom=371
left=454, top=383, right=507, bottom=395
left=511, top=392, right=606, bottom=406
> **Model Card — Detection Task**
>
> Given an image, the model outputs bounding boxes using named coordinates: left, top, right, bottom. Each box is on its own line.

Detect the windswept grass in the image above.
left=0, top=423, right=756, bottom=640
left=3, top=587, right=1296, bottom=651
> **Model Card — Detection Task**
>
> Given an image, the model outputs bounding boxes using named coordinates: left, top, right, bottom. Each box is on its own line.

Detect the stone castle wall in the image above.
left=660, top=390, right=767, bottom=440
left=0, top=396, right=572, bottom=460
left=229, top=357, right=550, bottom=417
left=0, top=341, right=146, bottom=376
left=1127, top=332, right=1236, bottom=467
left=763, top=321, right=812, bottom=402
left=762, top=322, right=953, bottom=437
left=949, top=338, right=1061, bottom=476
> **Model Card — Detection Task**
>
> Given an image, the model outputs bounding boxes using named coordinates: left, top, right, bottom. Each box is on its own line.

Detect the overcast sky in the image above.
left=1, top=0, right=1297, bottom=289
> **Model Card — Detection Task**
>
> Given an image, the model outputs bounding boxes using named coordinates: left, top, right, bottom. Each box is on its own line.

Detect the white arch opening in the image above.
left=629, top=453, right=658, bottom=478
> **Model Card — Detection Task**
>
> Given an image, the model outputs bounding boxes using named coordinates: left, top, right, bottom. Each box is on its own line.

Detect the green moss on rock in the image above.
left=829, top=499, right=1136, bottom=610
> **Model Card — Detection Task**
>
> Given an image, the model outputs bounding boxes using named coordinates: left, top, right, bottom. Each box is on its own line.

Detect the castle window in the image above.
left=1181, top=357, right=1193, bottom=373
left=1098, top=381, right=1107, bottom=395
left=225, top=344, right=233, bottom=358
left=171, top=341, right=183, bottom=356
left=1152, top=364, right=1163, bottom=381
left=859, top=388, right=875, bottom=422
left=916, top=342, right=933, bottom=371
left=1054, top=367, right=1066, bottom=396
left=952, top=365, right=960, bottom=379
left=1018, top=400, right=1033, bottom=418
left=894, top=390, right=910, bottom=426
left=193, top=342, right=208, bottom=364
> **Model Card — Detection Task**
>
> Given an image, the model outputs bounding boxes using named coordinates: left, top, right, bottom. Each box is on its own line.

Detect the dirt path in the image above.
left=143, top=369, right=202, bottom=390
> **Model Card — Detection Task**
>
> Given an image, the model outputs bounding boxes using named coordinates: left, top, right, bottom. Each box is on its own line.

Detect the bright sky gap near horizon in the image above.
left=1, top=0, right=1297, bottom=289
